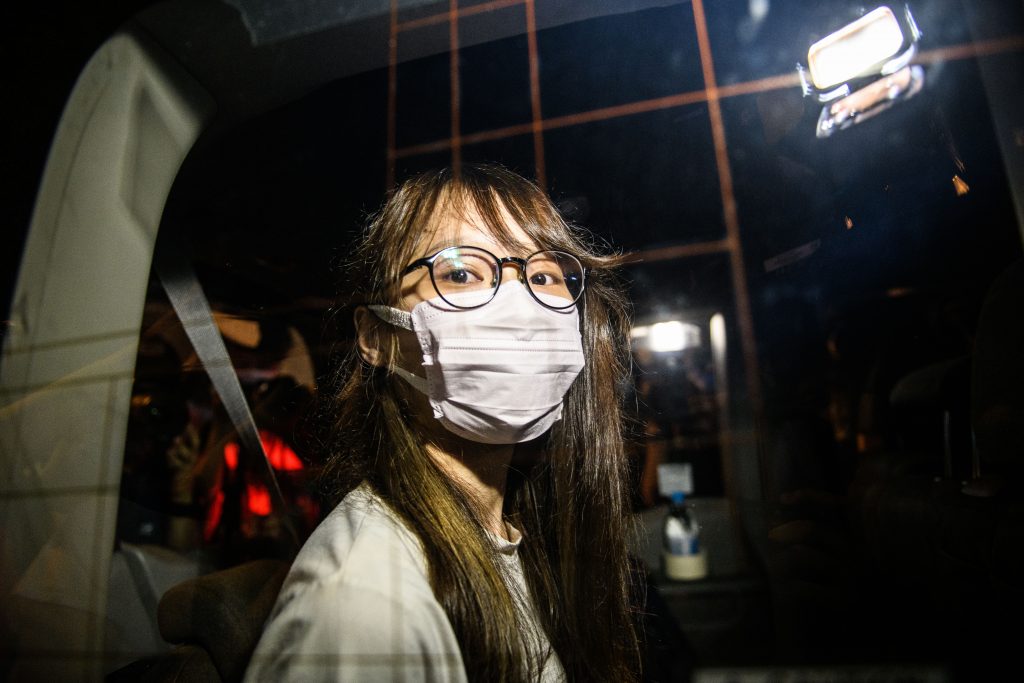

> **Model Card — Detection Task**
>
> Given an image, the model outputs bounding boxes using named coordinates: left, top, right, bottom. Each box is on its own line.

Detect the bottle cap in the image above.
left=670, top=491, right=685, bottom=505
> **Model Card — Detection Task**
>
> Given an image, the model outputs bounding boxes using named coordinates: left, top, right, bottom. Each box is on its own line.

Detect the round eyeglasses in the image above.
left=402, top=245, right=586, bottom=310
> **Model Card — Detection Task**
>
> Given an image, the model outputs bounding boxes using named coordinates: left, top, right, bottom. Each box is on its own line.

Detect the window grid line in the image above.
left=391, top=35, right=1023, bottom=161
left=524, top=0, right=546, bottom=187
left=396, top=0, right=525, bottom=32
left=917, top=33, right=1024, bottom=63
left=87, top=379, right=119, bottom=655
left=0, top=485, right=121, bottom=500
left=450, top=0, right=462, bottom=174
left=387, top=0, right=399, bottom=189
left=691, top=0, right=762, bottom=513
left=623, top=238, right=732, bottom=265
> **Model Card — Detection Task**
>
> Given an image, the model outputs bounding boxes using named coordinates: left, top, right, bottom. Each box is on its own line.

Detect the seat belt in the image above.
left=155, top=241, right=301, bottom=552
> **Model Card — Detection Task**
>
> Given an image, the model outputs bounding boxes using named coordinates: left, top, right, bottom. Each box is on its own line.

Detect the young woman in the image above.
left=245, top=164, right=641, bottom=682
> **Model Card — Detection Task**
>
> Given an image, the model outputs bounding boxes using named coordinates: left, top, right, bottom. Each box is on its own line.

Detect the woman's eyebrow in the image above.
left=418, top=241, right=454, bottom=257
left=419, top=236, right=486, bottom=255
left=417, top=232, right=536, bottom=258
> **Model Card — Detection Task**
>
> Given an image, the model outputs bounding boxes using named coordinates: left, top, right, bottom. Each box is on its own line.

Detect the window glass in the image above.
left=6, top=1, right=1023, bottom=679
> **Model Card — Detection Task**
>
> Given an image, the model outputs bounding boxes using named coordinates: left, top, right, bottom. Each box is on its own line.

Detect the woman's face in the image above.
left=390, top=198, right=542, bottom=444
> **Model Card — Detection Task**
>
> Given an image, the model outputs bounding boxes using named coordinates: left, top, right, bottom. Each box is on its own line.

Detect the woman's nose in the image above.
left=501, top=262, right=525, bottom=283
left=498, top=257, right=529, bottom=285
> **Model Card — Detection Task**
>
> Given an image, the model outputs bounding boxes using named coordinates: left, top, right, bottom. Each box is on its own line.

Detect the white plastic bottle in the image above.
left=662, top=491, right=708, bottom=581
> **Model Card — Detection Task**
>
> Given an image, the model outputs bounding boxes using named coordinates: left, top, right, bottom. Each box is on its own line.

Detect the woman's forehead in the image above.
left=417, top=198, right=537, bottom=256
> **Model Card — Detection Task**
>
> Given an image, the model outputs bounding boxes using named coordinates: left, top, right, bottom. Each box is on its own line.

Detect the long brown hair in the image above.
left=316, top=164, right=640, bottom=682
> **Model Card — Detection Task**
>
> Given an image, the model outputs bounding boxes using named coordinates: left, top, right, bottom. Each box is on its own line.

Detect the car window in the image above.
left=3, top=1, right=1022, bottom=680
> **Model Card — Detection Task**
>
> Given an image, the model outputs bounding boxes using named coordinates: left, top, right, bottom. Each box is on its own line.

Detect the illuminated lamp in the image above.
left=632, top=320, right=702, bottom=352
left=816, top=64, right=924, bottom=137
left=797, top=5, right=924, bottom=137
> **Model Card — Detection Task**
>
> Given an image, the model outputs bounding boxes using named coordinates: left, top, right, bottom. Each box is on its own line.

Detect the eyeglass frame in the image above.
left=400, top=245, right=587, bottom=310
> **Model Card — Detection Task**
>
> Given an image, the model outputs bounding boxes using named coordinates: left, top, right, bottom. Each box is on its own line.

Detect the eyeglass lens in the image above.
left=429, top=246, right=583, bottom=308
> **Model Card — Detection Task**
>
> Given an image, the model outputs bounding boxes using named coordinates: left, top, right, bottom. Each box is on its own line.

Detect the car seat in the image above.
left=107, top=558, right=289, bottom=682
left=848, top=256, right=1024, bottom=678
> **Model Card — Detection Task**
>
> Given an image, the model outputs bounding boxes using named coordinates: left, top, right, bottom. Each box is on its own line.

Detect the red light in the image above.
left=246, top=483, right=272, bottom=516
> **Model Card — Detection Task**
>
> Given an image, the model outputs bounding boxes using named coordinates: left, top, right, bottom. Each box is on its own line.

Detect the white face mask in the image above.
left=368, top=282, right=585, bottom=444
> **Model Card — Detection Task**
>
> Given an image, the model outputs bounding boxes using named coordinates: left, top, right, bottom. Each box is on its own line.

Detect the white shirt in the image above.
left=244, top=484, right=565, bottom=682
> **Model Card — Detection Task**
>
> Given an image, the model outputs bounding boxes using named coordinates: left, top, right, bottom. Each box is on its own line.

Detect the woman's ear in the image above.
left=353, top=306, right=387, bottom=368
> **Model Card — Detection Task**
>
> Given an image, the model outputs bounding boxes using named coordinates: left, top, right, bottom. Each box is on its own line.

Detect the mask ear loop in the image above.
left=366, top=304, right=413, bottom=331
left=391, top=365, right=430, bottom=395
left=365, top=305, right=430, bottom=395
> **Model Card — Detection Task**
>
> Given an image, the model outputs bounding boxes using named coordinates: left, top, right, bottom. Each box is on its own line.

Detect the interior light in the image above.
left=647, top=321, right=701, bottom=352
left=798, top=4, right=923, bottom=137
left=807, top=7, right=906, bottom=91
left=799, top=5, right=921, bottom=102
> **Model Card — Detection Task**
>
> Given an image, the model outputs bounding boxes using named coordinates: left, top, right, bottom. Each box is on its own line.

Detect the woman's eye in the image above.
left=447, top=269, right=472, bottom=284
left=530, top=272, right=561, bottom=287
left=438, top=262, right=487, bottom=285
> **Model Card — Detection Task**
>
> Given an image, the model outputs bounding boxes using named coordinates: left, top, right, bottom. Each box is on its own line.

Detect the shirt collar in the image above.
left=489, top=520, right=523, bottom=556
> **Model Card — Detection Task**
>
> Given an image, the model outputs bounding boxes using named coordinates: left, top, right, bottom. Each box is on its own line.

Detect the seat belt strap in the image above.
left=155, top=242, right=300, bottom=551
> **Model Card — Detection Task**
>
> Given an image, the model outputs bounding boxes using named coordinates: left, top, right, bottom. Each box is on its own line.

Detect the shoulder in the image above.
left=245, top=485, right=466, bottom=682
left=284, top=484, right=428, bottom=590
